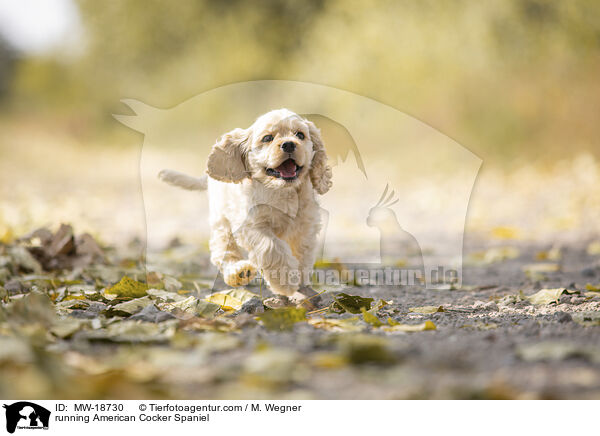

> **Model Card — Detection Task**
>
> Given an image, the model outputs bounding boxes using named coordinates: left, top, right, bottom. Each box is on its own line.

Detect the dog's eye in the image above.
left=261, top=134, right=274, bottom=143
left=295, top=131, right=305, bottom=140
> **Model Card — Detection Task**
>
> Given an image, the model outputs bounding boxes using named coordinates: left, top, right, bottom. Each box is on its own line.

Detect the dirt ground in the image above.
left=1, top=224, right=600, bottom=400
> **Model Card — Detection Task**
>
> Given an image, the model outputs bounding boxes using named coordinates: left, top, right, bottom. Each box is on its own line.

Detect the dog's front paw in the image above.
left=223, top=260, right=256, bottom=287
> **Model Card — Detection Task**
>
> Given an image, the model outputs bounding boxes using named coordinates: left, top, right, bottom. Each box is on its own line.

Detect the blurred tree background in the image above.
left=1, top=0, right=600, bottom=243
left=1, top=0, right=599, bottom=163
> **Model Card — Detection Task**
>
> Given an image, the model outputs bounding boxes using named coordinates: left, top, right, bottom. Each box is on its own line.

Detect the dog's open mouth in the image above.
left=266, top=159, right=302, bottom=181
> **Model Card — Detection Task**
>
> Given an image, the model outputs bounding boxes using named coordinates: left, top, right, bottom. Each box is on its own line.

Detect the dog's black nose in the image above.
left=281, top=141, right=296, bottom=153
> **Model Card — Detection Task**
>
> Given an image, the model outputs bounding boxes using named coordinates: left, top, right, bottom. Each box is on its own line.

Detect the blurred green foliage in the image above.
left=2, top=0, right=600, bottom=163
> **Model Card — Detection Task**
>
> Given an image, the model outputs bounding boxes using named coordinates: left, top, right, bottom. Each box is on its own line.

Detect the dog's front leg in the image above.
left=210, top=218, right=256, bottom=287
left=288, top=222, right=320, bottom=288
left=237, top=225, right=300, bottom=296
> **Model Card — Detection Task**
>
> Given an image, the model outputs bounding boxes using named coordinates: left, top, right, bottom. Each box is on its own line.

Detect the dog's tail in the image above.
left=158, top=169, right=208, bottom=191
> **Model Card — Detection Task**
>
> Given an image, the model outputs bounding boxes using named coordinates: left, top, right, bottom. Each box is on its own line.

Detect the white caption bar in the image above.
left=0, top=400, right=595, bottom=435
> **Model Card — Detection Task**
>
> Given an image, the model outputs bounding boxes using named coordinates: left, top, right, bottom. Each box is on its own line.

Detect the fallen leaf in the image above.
left=535, top=246, right=562, bottom=261
left=83, top=320, right=177, bottom=343
left=383, top=320, right=436, bottom=332
left=526, top=288, right=577, bottom=305
left=361, top=307, right=383, bottom=326
left=335, top=334, right=395, bottom=365
left=330, top=293, right=373, bottom=314
left=50, top=318, right=85, bottom=338
left=108, top=296, right=154, bottom=316
left=310, top=352, right=348, bottom=369
left=409, top=305, right=445, bottom=314
left=587, top=241, right=600, bottom=256
left=75, top=233, right=104, bottom=259
left=163, top=296, right=220, bottom=318
left=178, top=317, right=237, bottom=332
left=104, top=276, right=148, bottom=300
left=147, top=288, right=185, bottom=302
left=468, top=247, right=520, bottom=264
left=307, top=317, right=363, bottom=332
left=205, top=288, right=258, bottom=311
left=45, top=223, right=75, bottom=257
left=2, top=292, right=55, bottom=327
left=56, top=299, right=92, bottom=311
left=257, top=307, right=307, bottom=331
left=585, top=283, right=600, bottom=292
left=523, top=263, right=560, bottom=275
left=8, top=246, right=43, bottom=274
left=129, top=304, right=175, bottom=323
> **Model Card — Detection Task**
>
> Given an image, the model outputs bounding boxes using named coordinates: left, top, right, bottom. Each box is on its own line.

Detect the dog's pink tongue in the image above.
left=276, top=159, right=297, bottom=178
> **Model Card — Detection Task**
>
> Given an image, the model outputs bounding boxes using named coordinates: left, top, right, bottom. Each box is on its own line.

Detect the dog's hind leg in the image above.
left=209, top=218, right=256, bottom=287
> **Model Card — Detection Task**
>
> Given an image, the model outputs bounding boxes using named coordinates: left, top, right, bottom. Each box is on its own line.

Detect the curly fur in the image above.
left=307, top=121, right=333, bottom=195
left=159, top=109, right=332, bottom=295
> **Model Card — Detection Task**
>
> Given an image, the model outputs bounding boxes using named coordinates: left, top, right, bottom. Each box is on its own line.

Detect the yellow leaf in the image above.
left=0, top=227, right=14, bottom=244
left=523, top=263, right=560, bottom=273
left=205, top=294, right=243, bottom=311
left=257, top=307, right=306, bottom=331
left=308, top=317, right=363, bottom=332
left=535, top=247, right=562, bottom=261
left=310, top=352, right=348, bottom=369
left=468, top=247, right=520, bottom=265
left=104, top=276, right=148, bottom=300
left=361, top=307, right=383, bottom=326
left=63, top=295, right=87, bottom=301
left=409, top=305, right=445, bottom=314
left=336, top=335, right=395, bottom=364
left=523, top=263, right=560, bottom=280
left=205, top=288, right=258, bottom=311
left=383, top=320, right=436, bottom=332
left=585, top=283, right=600, bottom=292
left=490, top=226, right=521, bottom=240
left=587, top=241, right=600, bottom=256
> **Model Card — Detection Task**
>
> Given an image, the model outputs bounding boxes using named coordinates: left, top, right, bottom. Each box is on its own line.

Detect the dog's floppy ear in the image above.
left=206, top=128, right=249, bottom=183
left=307, top=121, right=333, bottom=194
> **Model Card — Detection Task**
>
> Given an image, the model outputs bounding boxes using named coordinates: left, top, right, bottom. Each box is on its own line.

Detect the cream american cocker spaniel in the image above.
left=159, top=109, right=332, bottom=296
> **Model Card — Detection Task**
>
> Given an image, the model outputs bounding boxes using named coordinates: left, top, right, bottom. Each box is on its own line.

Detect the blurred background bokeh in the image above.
left=1, top=0, right=599, bottom=245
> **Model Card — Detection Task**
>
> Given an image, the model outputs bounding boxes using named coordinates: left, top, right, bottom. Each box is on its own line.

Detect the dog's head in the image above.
left=206, top=109, right=332, bottom=194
